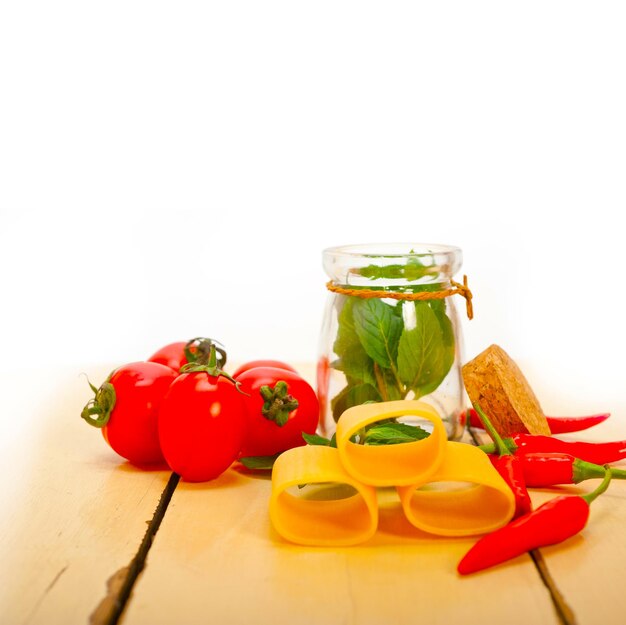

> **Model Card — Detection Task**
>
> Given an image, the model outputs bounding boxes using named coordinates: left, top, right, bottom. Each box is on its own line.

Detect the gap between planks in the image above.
left=530, top=549, right=578, bottom=625
left=92, top=428, right=580, bottom=625
left=467, top=424, right=578, bottom=625
left=90, top=472, right=180, bottom=625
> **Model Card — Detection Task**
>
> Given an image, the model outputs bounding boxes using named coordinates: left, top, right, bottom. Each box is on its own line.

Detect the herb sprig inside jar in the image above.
left=318, top=243, right=472, bottom=440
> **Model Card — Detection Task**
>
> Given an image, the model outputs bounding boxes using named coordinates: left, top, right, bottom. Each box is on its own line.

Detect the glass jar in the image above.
left=317, top=243, right=470, bottom=441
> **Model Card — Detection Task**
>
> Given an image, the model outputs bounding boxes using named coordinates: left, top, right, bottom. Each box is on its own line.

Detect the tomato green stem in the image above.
left=581, top=466, right=612, bottom=505
left=180, top=344, right=249, bottom=395
left=81, top=378, right=116, bottom=428
left=260, top=381, right=299, bottom=426
left=184, top=337, right=227, bottom=368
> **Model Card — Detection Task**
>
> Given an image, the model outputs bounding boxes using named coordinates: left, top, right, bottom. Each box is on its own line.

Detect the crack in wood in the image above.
left=90, top=430, right=580, bottom=625
left=46, top=565, right=68, bottom=592
left=530, top=549, right=578, bottom=625
left=24, top=565, right=69, bottom=624
left=89, top=566, right=129, bottom=625
left=89, top=472, right=180, bottom=625
left=468, top=423, right=579, bottom=625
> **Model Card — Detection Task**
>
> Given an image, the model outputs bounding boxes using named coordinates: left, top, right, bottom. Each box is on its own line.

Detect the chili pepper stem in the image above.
left=600, top=466, right=626, bottom=479
left=572, top=459, right=606, bottom=483
left=581, top=466, right=612, bottom=505
left=478, top=439, right=517, bottom=455
left=473, top=404, right=511, bottom=456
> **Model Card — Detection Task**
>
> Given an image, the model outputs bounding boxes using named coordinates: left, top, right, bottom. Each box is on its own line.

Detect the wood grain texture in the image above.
left=525, top=416, right=626, bottom=625
left=463, top=344, right=551, bottom=436
left=3, top=362, right=625, bottom=625
left=0, top=367, right=172, bottom=625
left=537, top=481, right=626, bottom=625
left=125, top=361, right=558, bottom=625
left=121, top=471, right=560, bottom=625
left=470, top=414, right=626, bottom=625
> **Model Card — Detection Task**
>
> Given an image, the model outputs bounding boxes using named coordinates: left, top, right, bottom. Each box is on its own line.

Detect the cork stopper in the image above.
left=462, top=344, right=551, bottom=436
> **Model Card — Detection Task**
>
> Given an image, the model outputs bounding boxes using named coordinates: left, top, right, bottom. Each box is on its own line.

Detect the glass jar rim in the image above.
left=323, top=242, right=462, bottom=259
left=322, top=243, right=463, bottom=287
left=323, top=242, right=463, bottom=286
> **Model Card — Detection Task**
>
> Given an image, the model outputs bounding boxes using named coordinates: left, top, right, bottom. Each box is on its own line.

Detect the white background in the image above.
left=1, top=1, right=625, bottom=416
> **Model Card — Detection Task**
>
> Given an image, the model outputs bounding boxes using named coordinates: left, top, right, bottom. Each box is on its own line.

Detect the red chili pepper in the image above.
left=458, top=467, right=613, bottom=575
left=546, top=413, right=610, bottom=434
left=479, top=433, right=626, bottom=465
left=518, top=452, right=626, bottom=487
left=473, top=404, right=532, bottom=519
left=466, top=408, right=610, bottom=435
left=488, top=455, right=532, bottom=517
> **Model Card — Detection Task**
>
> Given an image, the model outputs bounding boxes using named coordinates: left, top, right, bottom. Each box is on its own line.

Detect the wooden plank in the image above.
left=4, top=360, right=623, bottom=624
left=0, top=367, right=173, bottom=625
left=469, top=411, right=626, bottom=625
left=524, top=416, right=626, bottom=625
left=122, top=363, right=559, bottom=625
left=121, top=467, right=560, bottom=625
left=536, top=480, right=626, bottom=625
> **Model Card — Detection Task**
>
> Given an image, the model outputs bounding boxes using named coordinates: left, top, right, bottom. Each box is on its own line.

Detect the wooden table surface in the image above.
left=1, top=364, right=625, bottom=625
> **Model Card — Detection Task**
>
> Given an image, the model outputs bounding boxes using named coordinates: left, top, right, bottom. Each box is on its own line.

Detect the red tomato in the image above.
left=83, top=362, right=177, bottom=465
left=158, top=373, right=246, bottom=482
left=231, top=360, right=297, bottom=378
left=235, top=367, right=319, bottom=457
left=147, top=341, right=188, bottom=372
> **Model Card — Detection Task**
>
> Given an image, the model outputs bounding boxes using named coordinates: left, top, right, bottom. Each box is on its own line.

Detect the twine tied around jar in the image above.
left=325, top=275, right=474, bottom=320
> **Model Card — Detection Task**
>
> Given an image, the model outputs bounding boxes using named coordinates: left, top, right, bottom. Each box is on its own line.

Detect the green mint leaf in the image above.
left=302, top=432, right=333, bottom=446
left=333, top=352, right=376, bottom=387
left=331, top=382, right=381, bottom=422
left=352, top=299, right=402, bottom=369
left=397, top=301, right=449, bottom=397
left=433, top=302, right=455, bottom=379
left=428, top=297, right=446, bottom=316
left=333, top=297, right=361, bottom=355
left=333, top=298, right=377, bottom=386
left=239, top=454, right=280, bottom=470
left=329, top=433, right=337, bottom=448
left=357, top=255, right=434, bottom=281
left=413, top=302, right=456, bottom=397
left=363, top=422, right=431, bottom=445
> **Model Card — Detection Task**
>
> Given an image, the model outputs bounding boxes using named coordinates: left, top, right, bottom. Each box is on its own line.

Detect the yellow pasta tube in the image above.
left=335, top=400, right=448, bottom=486
left=270, top=445, right=378, bottom=547
left=397, top=441, right=515, bottom=536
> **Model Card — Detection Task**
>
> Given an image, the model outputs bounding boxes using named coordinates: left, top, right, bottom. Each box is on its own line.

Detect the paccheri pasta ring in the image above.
left=269, top=445, right=378, bottom=547
left=335, top=400, right=448, bottom=486
left=397, top=441, right=516, bottom=536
